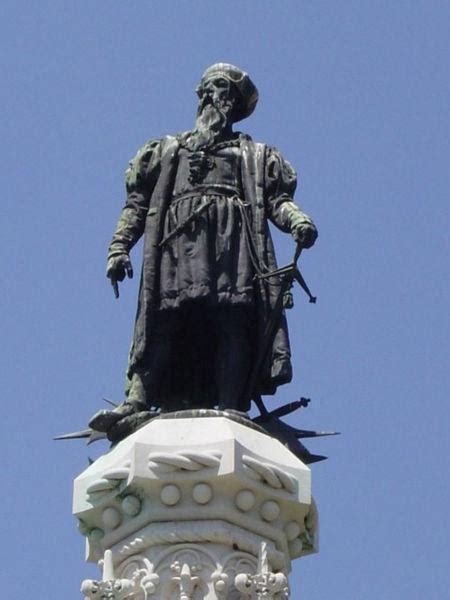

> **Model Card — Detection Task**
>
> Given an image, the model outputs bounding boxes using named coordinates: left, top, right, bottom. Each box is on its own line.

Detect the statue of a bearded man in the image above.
left=92, top=63, right=317, bottom=432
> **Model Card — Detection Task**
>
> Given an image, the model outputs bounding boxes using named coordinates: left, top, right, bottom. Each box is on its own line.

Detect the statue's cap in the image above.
left=197, top=63, right=258, bottom=122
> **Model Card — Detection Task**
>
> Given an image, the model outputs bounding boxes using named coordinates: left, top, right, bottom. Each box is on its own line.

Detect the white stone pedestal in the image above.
left=74, top=416, right=318, bottom=599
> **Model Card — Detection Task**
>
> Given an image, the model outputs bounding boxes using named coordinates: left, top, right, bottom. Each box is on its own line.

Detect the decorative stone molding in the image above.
left=235, top=543, right=289, bottom=599
left=86, top=462, right=131, bottom=497
left=148, top=451, right=222, bottom=474
left=113, top=521, right=284, bottom=570
left=242, top=456, right=297, bottom=494
left=81, top=550, right=146, bottom=599
left=75, top=416, right=318, bottom=597
left=112, top=544, right=260, bottom=599
left=170, top=558, right=201, bottom=599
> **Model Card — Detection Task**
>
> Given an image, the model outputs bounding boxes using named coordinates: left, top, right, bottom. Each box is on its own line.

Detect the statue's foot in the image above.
left=107, top=411, right=154, bottom=444
left=89, top=402, right=145, bottom=433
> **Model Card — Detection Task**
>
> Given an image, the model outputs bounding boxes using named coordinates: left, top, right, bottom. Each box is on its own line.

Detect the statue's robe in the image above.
left=109, top=133, right=312, bottom=398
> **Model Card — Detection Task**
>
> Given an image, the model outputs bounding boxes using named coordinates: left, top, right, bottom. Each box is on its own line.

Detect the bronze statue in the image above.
left=91, top=63, right=317, bottom=434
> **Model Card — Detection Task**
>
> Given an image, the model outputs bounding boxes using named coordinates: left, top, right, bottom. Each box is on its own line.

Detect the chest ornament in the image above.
left=187, top=151, right=215, bottom=184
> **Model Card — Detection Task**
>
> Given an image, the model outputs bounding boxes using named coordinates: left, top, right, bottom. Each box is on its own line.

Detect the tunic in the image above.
left=159, top=140, right=254, bottom=309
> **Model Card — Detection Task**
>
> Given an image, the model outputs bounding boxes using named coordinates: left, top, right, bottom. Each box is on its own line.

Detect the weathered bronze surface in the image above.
left=90, top=63, right=318, bottom=435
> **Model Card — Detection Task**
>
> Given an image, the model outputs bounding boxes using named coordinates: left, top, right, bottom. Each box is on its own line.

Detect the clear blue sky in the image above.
left=2, top=1, right=449, bottom=598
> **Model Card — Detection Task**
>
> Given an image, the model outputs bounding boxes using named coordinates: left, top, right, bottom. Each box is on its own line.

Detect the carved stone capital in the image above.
left=75, top=417, right=318, bottom=598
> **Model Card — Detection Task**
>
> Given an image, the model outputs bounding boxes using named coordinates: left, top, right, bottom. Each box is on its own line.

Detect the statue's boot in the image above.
left=89, top=400, right=147, bottom=433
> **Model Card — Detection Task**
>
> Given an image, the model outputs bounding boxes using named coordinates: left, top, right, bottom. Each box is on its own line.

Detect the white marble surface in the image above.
left=74, top=416, right=318, bottom=598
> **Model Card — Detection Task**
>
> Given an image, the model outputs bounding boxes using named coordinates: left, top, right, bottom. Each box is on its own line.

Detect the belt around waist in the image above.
left=171, top=186, right=241, bottom=203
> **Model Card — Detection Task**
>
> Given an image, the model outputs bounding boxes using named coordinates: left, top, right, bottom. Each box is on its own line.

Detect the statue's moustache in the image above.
left=198, top=95, right=233, bottom=116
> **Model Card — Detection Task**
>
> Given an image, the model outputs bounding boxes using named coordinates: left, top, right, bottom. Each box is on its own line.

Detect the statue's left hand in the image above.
left=292, top=223, right=318, bottom=249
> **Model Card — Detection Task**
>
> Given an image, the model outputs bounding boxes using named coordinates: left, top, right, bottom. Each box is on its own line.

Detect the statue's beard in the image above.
left=184, top=98, right=233, bottom=151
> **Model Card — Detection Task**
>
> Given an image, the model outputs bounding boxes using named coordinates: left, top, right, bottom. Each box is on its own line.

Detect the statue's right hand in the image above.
left=107, top=255, right=133, bottom=298
left=106, top=254, right=134, bottom=282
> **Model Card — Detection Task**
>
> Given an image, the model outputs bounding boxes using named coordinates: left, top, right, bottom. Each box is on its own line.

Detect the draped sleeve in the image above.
left=264, top=146, right=316, bottom=235
left=108, top=139, right=162, bottom=258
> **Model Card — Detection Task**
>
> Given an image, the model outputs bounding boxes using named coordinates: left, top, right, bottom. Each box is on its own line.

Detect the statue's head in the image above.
left=183, top=63, right=257, bottom=151
left=196, top=63, right=258, bottom=123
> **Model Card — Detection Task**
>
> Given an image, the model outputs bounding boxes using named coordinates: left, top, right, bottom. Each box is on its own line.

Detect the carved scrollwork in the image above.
left=242, top=455, right=296, bottom=494
left=212, top=553, right=257, bottom=599
left=235, top=572, right=289, bottom=599
left=148, top=450, right=222, bottom=474
left=135, top=569, right=160, bottom=596
left=211, top=570, right=229, bottom=597
left=81, top=550, right=157, bottom=599
left=154, top=547, right=210, bottom=599
left=81, top=577, right=136, bottom=599
left=116, top=556, right=160, bottom=598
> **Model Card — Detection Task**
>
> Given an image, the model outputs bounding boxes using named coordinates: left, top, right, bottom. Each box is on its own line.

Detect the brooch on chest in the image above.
left=187, top=151, right=215, bottom=184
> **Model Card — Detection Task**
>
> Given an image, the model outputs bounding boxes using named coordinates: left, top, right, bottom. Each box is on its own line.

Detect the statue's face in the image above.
left=188, top=74, right=240, bottom=147
left=198, top=76, right=239, bottom=114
